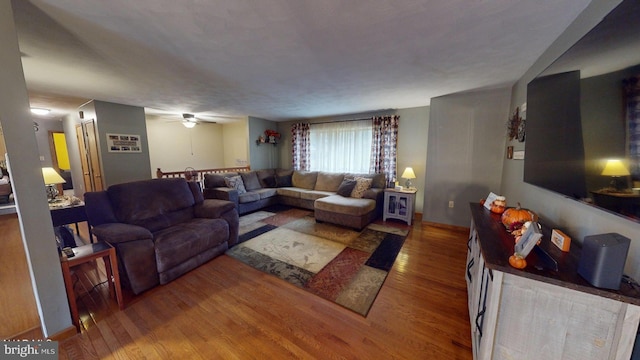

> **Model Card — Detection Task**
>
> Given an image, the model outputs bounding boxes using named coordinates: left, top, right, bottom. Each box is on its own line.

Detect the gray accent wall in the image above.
left=423, top=87, right=511, bottom=227
left=502, top=0, right=640, bottom=280
left=248, top=116, right=280, bottom=170
left=80, top=100, right=152, bottom=187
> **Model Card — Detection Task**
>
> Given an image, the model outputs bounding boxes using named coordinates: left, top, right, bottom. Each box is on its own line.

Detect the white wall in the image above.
left=501, top=0, right=640, bottom=279
left=147, top=116, right=225, bottom=175
left=222, top=119, right=249, bottom=168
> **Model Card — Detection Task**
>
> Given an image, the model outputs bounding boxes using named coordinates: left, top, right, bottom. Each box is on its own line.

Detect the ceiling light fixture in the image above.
left=30, top=108, right=50, bottom=115
left=182, top=120, right=196, bottom=128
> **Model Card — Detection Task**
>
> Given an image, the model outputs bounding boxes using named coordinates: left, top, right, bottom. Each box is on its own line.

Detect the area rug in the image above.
left=226, top=206, right=409, bottom=316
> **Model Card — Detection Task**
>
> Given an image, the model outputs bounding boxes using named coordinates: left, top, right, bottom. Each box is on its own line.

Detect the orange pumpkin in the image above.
left=490, top=196, right=507, bottom=214
left=508, top=253, right=527, bottom=269
left=501, top=203, right=538, bottom=230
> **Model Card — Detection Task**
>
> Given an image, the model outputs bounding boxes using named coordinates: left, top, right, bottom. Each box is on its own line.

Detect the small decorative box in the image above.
left=551, top=229, right=571, bottom=252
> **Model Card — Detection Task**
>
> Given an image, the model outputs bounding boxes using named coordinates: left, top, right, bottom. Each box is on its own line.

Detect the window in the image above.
left=309, top=120, right=372, bottom=173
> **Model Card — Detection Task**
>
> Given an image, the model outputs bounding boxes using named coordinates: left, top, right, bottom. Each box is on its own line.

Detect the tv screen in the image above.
left=523, top=0, right=640, bottom=222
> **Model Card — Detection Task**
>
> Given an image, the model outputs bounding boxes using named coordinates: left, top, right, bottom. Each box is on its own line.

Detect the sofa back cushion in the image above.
left=240, top=171, right=262, bottom=191
left=314, top=172, right=345, bottom=192
left=204, top=172, right=238, bottom=188
left=345, top=173, right=386, bottom=189
left=292, top=171, right=318, bottom=190
left=107, top=178, right=195, bottom=232
left=256, top=169, right=276, bottom=188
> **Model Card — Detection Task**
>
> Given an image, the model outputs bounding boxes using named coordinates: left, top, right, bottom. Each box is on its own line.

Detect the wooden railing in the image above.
left=156, top=166, right=251, bottom=183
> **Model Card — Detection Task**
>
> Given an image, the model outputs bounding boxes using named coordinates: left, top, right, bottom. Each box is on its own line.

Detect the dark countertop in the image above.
left=470, top=202, right=640, bottom=306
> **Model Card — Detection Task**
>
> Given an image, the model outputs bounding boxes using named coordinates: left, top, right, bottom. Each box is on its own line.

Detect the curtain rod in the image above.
left=311, top=117, right=373, bottom=125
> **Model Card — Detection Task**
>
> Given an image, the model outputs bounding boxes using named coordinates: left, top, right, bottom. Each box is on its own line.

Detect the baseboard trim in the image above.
left=47, top=325, right=77, bottom=341
left=421, top=221, right=469, bottom=233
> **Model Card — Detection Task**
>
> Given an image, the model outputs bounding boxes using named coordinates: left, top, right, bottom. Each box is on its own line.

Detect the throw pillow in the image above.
left=336, top=179, right=357, bottom=197
left=351, top=177, right=373, bottom=198
left=263, top=175, right=277, bottom=188
left=224, top=175, right=247, bottom=194
left=276, top=174, right=293, bottom=187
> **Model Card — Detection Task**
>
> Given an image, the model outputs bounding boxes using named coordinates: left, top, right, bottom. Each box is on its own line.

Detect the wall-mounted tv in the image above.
left=524, top=0, right=640, bottom=222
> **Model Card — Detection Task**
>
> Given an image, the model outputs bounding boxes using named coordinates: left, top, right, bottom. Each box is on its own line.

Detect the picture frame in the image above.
left=107, top=133, right=142, bottom=153
left=515, top=221, right=543, bottom=258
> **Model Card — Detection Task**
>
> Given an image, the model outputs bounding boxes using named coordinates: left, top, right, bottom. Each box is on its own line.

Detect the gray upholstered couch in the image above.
left=85, top=178, right=239, bottom=295
left=203, top=169, right=385, bottom=230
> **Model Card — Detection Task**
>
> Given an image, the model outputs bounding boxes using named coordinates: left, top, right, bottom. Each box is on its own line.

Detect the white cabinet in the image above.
left=467, top=206, right=640, bottom=360
left=383, top=189, right=416, bottom=225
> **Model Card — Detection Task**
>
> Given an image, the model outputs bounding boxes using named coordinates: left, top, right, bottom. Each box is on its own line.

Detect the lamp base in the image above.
left=405, top=179, right=413, bottom=189
left=46, top=185, right=60, bottom=202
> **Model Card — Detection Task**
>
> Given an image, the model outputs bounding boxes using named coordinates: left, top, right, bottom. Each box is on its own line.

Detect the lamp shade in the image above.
left=601, top=159, right=630, bottom=176
left=401, top=167, right=416, bottom=179
left=42, top=167, right=66, bottom=185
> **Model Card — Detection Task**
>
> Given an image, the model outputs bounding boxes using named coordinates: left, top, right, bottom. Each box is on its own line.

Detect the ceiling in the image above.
left=12, top=0, right=593, bottom=122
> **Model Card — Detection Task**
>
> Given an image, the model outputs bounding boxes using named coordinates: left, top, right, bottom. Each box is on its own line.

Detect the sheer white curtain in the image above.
left=309, top=120, right=372, bottom=173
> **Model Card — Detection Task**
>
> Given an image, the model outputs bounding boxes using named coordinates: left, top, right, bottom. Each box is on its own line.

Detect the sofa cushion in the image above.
left=336, top=179, right=357, bottom=197
left=253, top=188, right=277, bottom=199
left=346, top=173, right=386, bottom=189
left=276, top=187, right=303, bottom=198
left=238, top=191, right=261, bottom=203
left=276, top=174, right=292, bottom=187
left=314, top=172, right=345, bottom=192
left=204, top=172, right=238, bottom=188
left=256, top=169, right=276, bottom=187
left=262, top=175, right=277, bottom=188
left=154, top=218, right=229, bottom=273
left=292, top=171, right=318, bottom=190
left=224, top=175, right=247, bottom=194
left=240, top=171, right=262, bottom=191
left=107, top=178, right=196, bottom=232
left=300, top=190, right=334, bottom=201
left=315, top=195, right=376, bottom=216
left=351, top=177, right=373, bottom=198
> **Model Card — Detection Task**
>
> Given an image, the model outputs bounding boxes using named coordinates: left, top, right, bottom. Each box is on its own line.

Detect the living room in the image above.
left=2, top=0, right=640, bottom=358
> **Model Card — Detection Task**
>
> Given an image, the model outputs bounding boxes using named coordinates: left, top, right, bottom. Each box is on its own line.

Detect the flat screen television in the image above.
left=524, top=0, right=640, bottom=222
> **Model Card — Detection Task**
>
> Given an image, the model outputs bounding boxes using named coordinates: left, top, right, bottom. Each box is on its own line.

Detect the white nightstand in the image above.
left=383, top=188, right=417, bottom=225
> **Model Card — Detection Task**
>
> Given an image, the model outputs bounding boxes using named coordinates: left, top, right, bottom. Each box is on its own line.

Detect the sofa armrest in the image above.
left=92, top=223, right=153, bottom=244
left=203, top=187, right=239, bottom=204
left=194, top=199, right=236, bottom=218
left=195, top=199, right=240, bottom=247
left=363, top=188, right=384, bottom=202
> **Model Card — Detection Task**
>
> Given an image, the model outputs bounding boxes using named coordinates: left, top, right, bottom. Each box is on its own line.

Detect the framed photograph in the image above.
left=484, top=192, right=499, bottom=210
left=515, top=222, right=543, bottom=258
left=107, top=133, right=142, bottom=153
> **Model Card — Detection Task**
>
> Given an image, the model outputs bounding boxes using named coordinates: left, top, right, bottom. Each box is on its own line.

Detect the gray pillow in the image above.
left=336, top=179, right=357, bottom=197
left=224, top=175, right=247, bottom=194
left=240, top=171, right=262, bottom=191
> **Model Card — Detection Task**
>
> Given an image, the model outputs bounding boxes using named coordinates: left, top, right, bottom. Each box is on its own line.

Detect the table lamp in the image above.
left=401, top=167, right=416, bottom=189
left=42, top=167, right=66, bottom=202
left=601, top=159, right=630, bottom=191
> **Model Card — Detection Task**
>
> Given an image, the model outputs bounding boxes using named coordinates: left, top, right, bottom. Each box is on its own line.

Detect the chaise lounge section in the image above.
left=85, top=178, right=239, bottom=295
left=203, top=169, right=385, bottom=230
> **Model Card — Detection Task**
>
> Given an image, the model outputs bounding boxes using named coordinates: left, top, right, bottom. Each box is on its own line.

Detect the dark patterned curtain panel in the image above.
left=291, top=122, right=310, bottom=171
left=370, top=115, right=399, bottom=182
left=624, top=77, right=640, bottom=182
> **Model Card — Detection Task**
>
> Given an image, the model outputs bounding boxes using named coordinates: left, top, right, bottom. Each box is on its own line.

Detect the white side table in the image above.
left=383, top=188, right=417, bottom=225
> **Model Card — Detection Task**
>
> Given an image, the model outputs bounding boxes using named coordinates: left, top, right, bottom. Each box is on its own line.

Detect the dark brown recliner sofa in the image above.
left=85, top=178, right=239, bottom=295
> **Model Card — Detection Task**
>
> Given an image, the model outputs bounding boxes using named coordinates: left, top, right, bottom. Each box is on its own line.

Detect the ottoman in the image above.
left=314, top=195, right=377, bottom=230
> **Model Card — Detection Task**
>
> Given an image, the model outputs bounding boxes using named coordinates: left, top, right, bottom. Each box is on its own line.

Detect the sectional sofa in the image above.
left=203, top=169, right=386, bottom=230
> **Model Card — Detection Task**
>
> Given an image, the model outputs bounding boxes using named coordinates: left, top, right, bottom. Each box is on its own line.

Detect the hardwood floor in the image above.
left=58, top=220, right=473, bottom=359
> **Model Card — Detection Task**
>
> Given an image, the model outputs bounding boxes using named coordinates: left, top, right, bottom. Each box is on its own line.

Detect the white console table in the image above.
left=467, top=203, right=640, bottom=360
left=383, top=188, right=417, bottom=225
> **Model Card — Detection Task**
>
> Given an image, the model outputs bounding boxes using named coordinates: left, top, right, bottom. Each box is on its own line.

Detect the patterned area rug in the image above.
left=226, top=206, right=409, bottom=316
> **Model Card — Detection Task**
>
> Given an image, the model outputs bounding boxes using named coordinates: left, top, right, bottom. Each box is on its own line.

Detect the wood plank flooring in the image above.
left=57, top=219, right=473, bottom=359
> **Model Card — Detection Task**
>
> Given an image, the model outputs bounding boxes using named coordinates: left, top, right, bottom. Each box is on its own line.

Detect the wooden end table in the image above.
left=60, top=242, right=124, bottom=331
